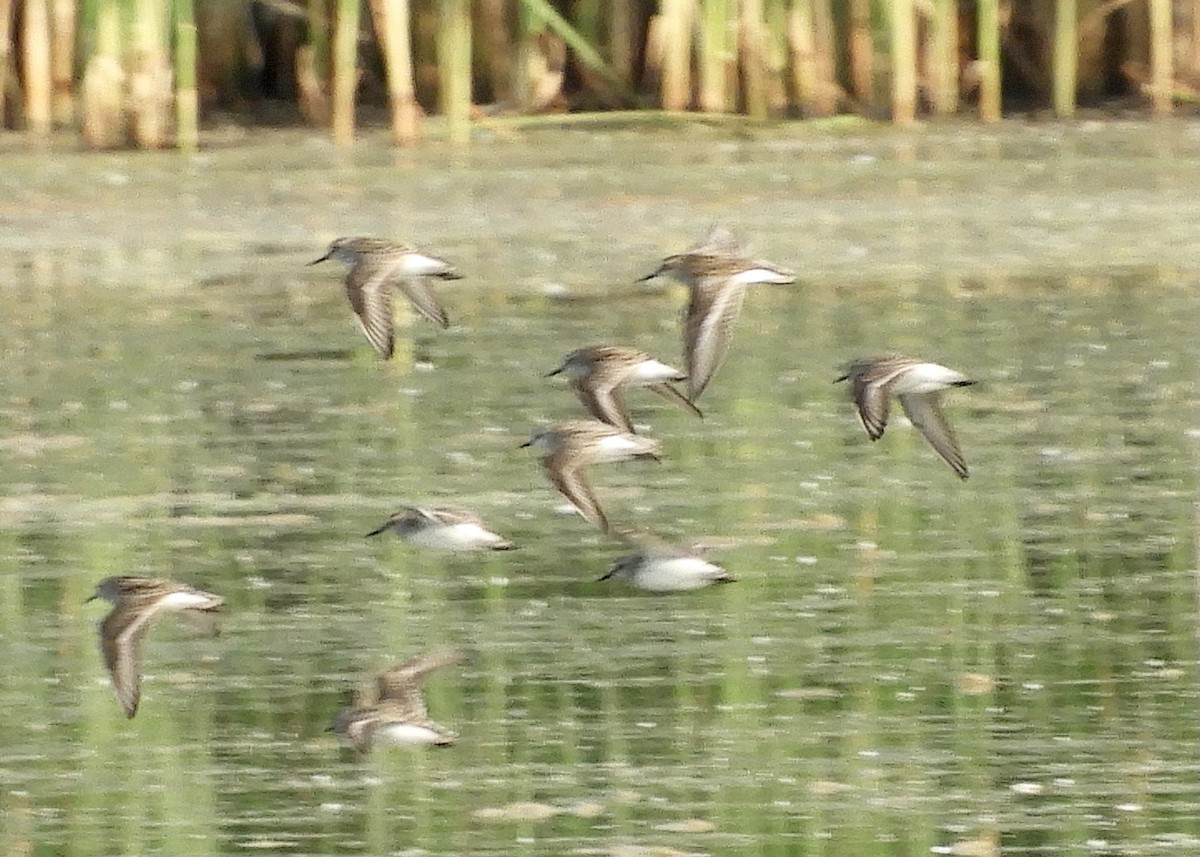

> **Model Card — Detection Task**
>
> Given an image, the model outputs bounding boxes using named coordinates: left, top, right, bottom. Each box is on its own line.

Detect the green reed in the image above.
left=0, top=0, right=11, bottom=126
left=977, top=0, right=1002, bottom=121
left=1054, top=0, right=1078, bottom=117
left=173, top=0, right=197, bottom=153
left=699, top=0, right=731, bottom=113
left=438, top=0, right=472, bottom=145
left=331, top=0, right=360, bottom=146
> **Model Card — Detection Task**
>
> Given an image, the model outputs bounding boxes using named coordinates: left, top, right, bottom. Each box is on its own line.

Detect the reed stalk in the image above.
left=438, top=0, right=472, bottom=145
left=521, top=0, right=640, bottom=106
left=787, top=0, right=820, bottom=115
left=660, top=0, right=696, bottom=110
left=890, top=0, right=917, bottom=124
left=929, top=0, right=958, bottom=114
left=50, top=0, right=75, bottom=125
left=129, top=0, right=172, bottom=149
left=812, top=0, right=838, bottom=115
left=371, top=0, right=419, bottom=145
left=848, top=0, right=873, bottom=104
left=1053, top=0, right=1077, bottom=117
left=297, top=0, right=330, bottom=125
left=174, top=0, right=198, bottom=153
left=477, top=0, right=512, bottom=103
left=330, top=0, right=360, bottom=147
left=741, top=0, right=770, bottom=118
left=609, top=0, right=636, bottom=84
left=976, top=0, right=1001, bottom=121
left=762, top=0, right=789, bottom=113
left=699, top=0, right=731, bottom=113
left=0, top=0, right=12, bottom=127
left=22, top=0, right=52, bottom=134
left=80, top=0, right=125, bottom=148
left=1149, top=0, right=1173, bottom=115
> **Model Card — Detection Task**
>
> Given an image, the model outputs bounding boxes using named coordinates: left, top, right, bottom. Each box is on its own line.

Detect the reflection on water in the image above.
left=1, top=127, right=1198, bottom=856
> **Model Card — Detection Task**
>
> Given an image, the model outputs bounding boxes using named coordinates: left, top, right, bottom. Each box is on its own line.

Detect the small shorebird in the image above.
left=365, top=505, right=514, bottom=551
left=546, top=345, right=702, bottom=434
left=835, top=355, right=975, bottom=479
left=521, top=419, right=661, bottom=533
left=600, top=532, right=735, bottom=592
left=86, top=576, right=225, bottom=718
left=640, top=225, right=795, bottom=401
left=308, top=236, right=462, bottom=358
left=331, top=649, right=463, bottom=752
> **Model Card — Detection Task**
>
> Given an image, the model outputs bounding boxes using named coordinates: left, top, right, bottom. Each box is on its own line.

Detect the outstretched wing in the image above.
left=398, top=277, right=450, bottom=328
left=346, top=259, right=395, bottom=358
left=376, top=649, right=463, bottom=704
left=544, top=454, right=609, bottom=533
left=898, top=393, right=969, bottom=479
left=646, top=382, right=704, bottom=420
left=99, top=603, right=163, bottom=718
left=684, top=278, right=747, bottom=401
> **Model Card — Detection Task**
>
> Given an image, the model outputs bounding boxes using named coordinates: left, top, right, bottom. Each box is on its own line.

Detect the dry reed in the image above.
left=1054, top=0, right=1078, bottom=117
left=22, top=0, right=51, bottom=134
left=891, top=0, right=917, bottom=124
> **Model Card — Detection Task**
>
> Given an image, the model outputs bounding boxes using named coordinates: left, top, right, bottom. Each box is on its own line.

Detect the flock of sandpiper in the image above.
left=87, top=224, right=975, bottom=751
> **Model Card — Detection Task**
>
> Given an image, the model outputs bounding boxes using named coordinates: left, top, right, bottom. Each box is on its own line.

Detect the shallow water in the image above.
left=1, top=120, right=1198, bottom=856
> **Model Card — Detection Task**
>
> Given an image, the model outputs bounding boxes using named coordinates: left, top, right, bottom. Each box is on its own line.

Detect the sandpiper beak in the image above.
left=364, top=524, right=388, bottom=538
left=518, top=440, right=532, bottom=449
left=636, top=267, right=662, bottom=283
left=597, top=570, right=615, bottom=582
left=84, top=594, right=96, bottom=604
left=307, top=252, right=332, bottom=266
left=544, top=367, right=563, bottom=378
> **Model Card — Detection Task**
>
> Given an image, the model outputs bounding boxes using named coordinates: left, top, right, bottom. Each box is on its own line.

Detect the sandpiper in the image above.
left=331, top=649, right=463, bottom=752
left=86, top=576, right=225, bottom=718
left=308, top=236, right=462, bottom=359
left=521, top=419, right=661, bottom=533
left=600, top=532, right=735, bottom=592
left=546, top=344, right=702, bottom=434
left=835, top=355, right=975, bottom=479
left=640, top=225, right=795, bottom=401
left=365, top=505, right=514, bottom=551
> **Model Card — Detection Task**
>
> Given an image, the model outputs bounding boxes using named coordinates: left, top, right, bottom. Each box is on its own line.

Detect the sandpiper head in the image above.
left=308, top=236, right=361, bottom=266
left=520, top=426, right=557, bottom=452
left=86, top=576, right=122, bottom=605
left=598, top=555, right=638, bottom=583
left=637, top=259, right=674, bottom=283
left=367, top=507, right=414, bottom=538
left=545, top=348, right=592, bottom=379
left=328, top=706, right=358, bottom=737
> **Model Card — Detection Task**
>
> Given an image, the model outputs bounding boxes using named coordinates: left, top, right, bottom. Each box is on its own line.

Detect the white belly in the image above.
left=636, top=557, right=724, bottom=592
left=890, top=362, right=965, bottom=395
left=595, top=434, right=656, bottom=461
left=408, top=523, right=500, bottom=551
left=373, top=723, right=446, bottom=747
left=631, top=359, right=682, bottom=384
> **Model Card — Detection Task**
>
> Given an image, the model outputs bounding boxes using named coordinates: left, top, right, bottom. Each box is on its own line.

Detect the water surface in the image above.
left=1, top=121, right=1198, bottom=857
